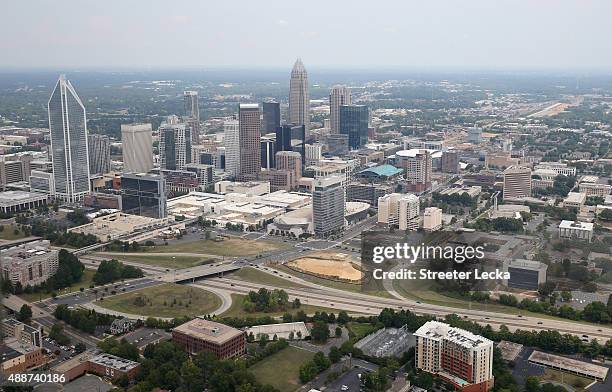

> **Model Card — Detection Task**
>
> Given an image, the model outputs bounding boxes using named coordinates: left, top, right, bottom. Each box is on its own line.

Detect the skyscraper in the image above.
left=48, top=74, right=91, bottom=203
left=289, top=58, right=309, bottom=131
left=339, top=105, right=369, bottom=149
left=441, top=150, right=459, bottom=173
left=159, top=115, right=192, bottom=171
left=275, top=151, right=302, bottom=182
left=121, top=123, right=153, bottom=173
left=121, top=173, right=167, bottom=219
left=223, top=119, right=240, bottom=177
left=313, top=176, right=345, bottom=237
left=398, top=149, right=432, bottom=193
left=503, top=165, right=532, bottom=200
left=275, top=124, right=292, bottom=153
left=329, top=85, right=351, bottom=134
left=262, top=101, right=281, bottom=134
left=184, top=91, right=200, bottom=144
left=261, top=136, right=276, bottom=169
left=88, top=134, right=111, bottom=175
left=238, top=104, right=261, bottom=180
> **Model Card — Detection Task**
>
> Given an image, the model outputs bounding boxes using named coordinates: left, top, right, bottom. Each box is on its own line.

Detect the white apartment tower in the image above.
left=329, top=85, right=352, bottom=134
left=121, top=123, right=154, bottom=173
left=377, top=193, right=420, bottom=231
left=423, top=207, right=442, bottom=232
left=223, top=119, right=240, bottom=177
left=48, top=74, right=91, bottom=203
left=289, top=58, right=310, bottom=131
left=159, top=116, right=192, bottom=171
left=503, top=165, right=532, bottom=200
left=414, top=321, right=494, bottom=391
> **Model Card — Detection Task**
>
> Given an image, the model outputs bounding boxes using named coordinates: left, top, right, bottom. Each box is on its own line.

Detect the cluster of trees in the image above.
left=93, top=259, right=144, bottom=285
left=66, top=209, right=89, bottom=226
left=106, top=240, right=146, bottom=252
left=245, top=338, right=289, bottom=365
left=127, top=341, right=280, bottom=392
left=525, top=377, right=581, bottom=392
left=225, top=222, right=245, bottom=232
left=2, top=249, right=84, bottom=295
left=28, top=219, right=98, bottom=247
left=49, top=324, right=70, bottom=346
left=533, top=175, right=577, bottom=197
left=498, top=293, right=612, bottom=324
left=431, top=191, right=476, bottom=207
left=466, top=217, right=524, bottom=233
left=16, top=304, right=32, bottom=322
left=98, top=337, right=140, bottom=362
left=242, top=288, right=293, bottom=313
left=53, top=304, right=117, bottom=334
left=299, top=351, right=332, bottom=383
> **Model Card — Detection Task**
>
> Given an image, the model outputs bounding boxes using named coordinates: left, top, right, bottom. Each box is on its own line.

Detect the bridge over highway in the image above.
left=158, top=262, right=241, bottom=283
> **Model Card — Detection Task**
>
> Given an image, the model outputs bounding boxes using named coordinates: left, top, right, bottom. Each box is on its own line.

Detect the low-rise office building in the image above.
left=1, top=240, right=59, bottom=287
left=172, top=318, right=246, bottom=359
left=0, top=190, right=47, bottom=214
left=502, top=259, right=547, bottom=290
left=67, top=211, right=170, bottom=241
left=2, top=318, right=42, bottom=347
left=578, top=182, right=612, bottom=197
left=558, top=220, right=594, bottom=242
left=563, top=192, right=587, bottom=208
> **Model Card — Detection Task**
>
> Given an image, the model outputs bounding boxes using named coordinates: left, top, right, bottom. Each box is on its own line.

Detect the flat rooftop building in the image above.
left=172, top=318, right=246, bottom=359
left=558, top=220, right=594, bottom=242
left=1, top=240, right=59, bottom=287
left=0, top=191, right=48, bottom=214
left=528, top=351, right=608, bottom=381
left=502, top=259, right=547, bottom=290
left=563, top=192, right=587, bottom=208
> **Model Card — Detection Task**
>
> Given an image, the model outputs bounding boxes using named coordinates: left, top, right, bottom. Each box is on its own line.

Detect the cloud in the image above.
left=277, top=19, right=289, bottom=26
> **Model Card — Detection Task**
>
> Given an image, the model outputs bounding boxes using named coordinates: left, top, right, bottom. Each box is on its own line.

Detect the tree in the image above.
left=335, top=326, right=342, bottom=337
left=299, top=361, right=319, bottom=383
left=328, top=346, right=342, bottom=363
left=180, top=360, right=204, bottom=392
left=17, top=304, right=32, bottom=322
left=311, top=321, right=330, bottom=343
left=75, top=342, right=86, bottom=353
left=313, top=351, right=331, bottom=371
left=337, top=311, right=350, bottom=325
left=414, top=372, right=434, bottom=390
left=525, top=376, right=541, bottom=392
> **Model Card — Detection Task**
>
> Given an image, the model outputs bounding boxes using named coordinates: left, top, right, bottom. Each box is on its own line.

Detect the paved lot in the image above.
left=325, top=368, right=365, bottom=392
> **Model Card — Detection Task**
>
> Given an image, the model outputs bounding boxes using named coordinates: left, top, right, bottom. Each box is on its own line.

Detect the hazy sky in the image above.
left=2, top=0, right=611, bottom=70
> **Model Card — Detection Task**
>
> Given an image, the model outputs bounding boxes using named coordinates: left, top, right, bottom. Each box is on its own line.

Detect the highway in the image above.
left=194, top=273, right=612, bottom=342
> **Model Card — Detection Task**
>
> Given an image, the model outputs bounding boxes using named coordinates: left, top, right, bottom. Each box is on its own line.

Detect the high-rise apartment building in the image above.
left=305, top=143, right=323, bottom=165
left=377, top=193, right=420, bottom=231
left=399, top=150, right=432, bottom=192
left=423, top=207, right=442, bottom=231
left=339, top=105, right=369, bottom=149
left=289, top=58, right=309, bottom=131
left=414, top=321, right=494, bottom=392
left=184, top=91, right=200, bottom=144
left=313, top=176, right=345, bottom=237
left=468, top=127, right=482, bottom=144
left=503, top=165, right=532, bottom=200
left=441, top=150, right=459, bottom=173
left=48, top=74, right=91, bottom=203
left=120, top=173, right=167, bottom=219
left=329, top=86, right=351, bottom=134
left=0, top=154, right=33, bottom=188
left=88, top=134, right=111, bottom=175
left=275, top=151, right=302, bottom=184
left=223, top=119, right=240, bottom=177
left=238, top=104, right=262, bottom=180
left=1, top=240, right=59, bottom=287
left=121, top=123, right=153, bottom=173
left=159, top=116, right=192, bottom=171
left=262, top=101, right=281, bottom=134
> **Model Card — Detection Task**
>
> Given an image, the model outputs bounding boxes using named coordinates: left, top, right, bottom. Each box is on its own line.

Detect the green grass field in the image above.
left=109, top=254, right=214, bottom=269
left=19, top=269, right=96, bottom=302
left=347, top=322, right=381, bottom=340
left=97, top=284, right=222, bottom=318
left=229, top=267, right=308, bottom=289
left=540, top=369, right=590, bottom=391
left=220, top=294, right=339, bottom=319
left=250, top=346, right=314, bottom=391
left=143, top=237, right=288, bottom=257
left=0, top=224, right=28, bottom=241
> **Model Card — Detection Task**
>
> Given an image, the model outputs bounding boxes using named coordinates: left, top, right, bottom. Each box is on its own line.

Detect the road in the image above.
left=194, top=274, right=612, bottom=342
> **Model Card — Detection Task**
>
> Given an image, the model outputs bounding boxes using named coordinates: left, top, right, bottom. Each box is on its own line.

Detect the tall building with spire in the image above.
left=48, top=75, right=91, bottom=203
left=329, top=85, right=351, bottom=134
left=289, top=58, right=309, bottom=131
left=183, top=91, right=200, bottom=144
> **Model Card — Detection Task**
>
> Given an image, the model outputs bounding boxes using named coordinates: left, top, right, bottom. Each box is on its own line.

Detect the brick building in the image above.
left=172, top=318, right=246, bottom=359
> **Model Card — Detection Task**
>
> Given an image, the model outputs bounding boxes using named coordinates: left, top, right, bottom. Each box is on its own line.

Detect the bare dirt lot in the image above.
left=288, top=252, right=362, bottom=281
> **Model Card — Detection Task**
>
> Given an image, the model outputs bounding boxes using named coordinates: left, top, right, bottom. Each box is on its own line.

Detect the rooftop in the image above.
left=414, top=321, right=492, bottom=349
left=504, top=258, right=548, bottom=272
left=358, top=164, right=403, bottom=178
left=89, top=353, right=139, bottom=372
left=564, top=192, right=587, bottom=204
left=559, top=220, right=594, bottom=231
left=173, top=318, right=243, bottom=344
left=0, top=190, right=47, bottom=204
left=528, top=350, right=609, bottom=380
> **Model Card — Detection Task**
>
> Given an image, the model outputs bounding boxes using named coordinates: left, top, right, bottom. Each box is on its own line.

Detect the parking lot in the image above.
left=325, top=368, right=366, bottom=392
